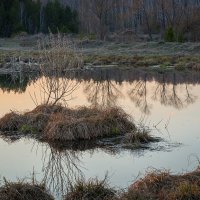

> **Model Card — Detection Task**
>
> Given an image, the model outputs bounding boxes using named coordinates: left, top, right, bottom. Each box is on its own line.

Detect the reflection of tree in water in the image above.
left=152, top=73, right=169, bottom=106
left=152, top=73, right=197, bottom=109
left=0, top=73, right=38, bottom=93
left=41, top=144, right=83, bottom=196
left=2, top=135, right=118, bottom=197
left=128, top=73, right=151, bottom=115
left=84, top=80, right=122, bottom=107
left=152, top=73, right=184, bottom=109
left=129, top=73, right=197, bottom=114
left=40, top=141, right=118, bottom=197
left=169, top=75, right=183, bottom=109
left=185, top=84, right=197, bottom=105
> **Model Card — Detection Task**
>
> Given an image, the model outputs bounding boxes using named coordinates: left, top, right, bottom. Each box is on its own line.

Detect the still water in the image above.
left=0, top=69, right=200, bottom=197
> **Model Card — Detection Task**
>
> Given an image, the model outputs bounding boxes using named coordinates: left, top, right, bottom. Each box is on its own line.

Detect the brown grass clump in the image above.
left=64, top=177, right=116, bottom=200
left=124, top=128, right=158, bottom=146
left=0, top=105, right=136, bottom=142
left=0, top=180, right=54, bottom=200
left=44, top=106, right=135, bottom=141
left=121, top=167, right=200, bottom=200
left=0, top=112, right=24, bottom=132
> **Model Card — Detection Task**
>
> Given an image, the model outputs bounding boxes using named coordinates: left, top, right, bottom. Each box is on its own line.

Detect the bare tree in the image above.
left=30, top=33, right=82, bottom=106
left=79, top=0, right=115, bottom=39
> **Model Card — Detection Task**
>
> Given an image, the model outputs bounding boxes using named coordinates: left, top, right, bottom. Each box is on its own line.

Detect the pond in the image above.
left=0, top=68, right=200, bottom=198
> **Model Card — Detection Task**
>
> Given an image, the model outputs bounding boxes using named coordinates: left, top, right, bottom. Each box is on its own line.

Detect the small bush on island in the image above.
left=38, top=33, right=83, bottom=71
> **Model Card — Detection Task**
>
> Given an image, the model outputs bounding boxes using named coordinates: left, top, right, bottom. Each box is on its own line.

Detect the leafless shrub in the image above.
left=30, top=33, right=82, bottom=106
left=31, top=76, right=79, bottom=106
left=38, top=33, right=83, bottom=73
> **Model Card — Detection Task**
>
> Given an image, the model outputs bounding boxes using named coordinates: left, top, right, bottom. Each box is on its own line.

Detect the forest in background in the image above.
left=0, top=0, right=78, bottom=37
left=77, top=0, right=200, bottom=41
left=0, top=0, right=200, bottom=41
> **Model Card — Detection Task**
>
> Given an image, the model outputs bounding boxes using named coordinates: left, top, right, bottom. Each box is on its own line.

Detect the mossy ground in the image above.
left=84, top=54, right=200, bottom=70
left=0, top=38, right=200, bottom=72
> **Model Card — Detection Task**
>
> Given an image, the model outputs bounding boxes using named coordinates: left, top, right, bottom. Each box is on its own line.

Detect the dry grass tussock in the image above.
left=38, top=33, right=83, bottom=72
left=121, top=167, right=200, bottom=200
left=64, top=177, right=116, bottom=200
left=0, top=179, right=54, bottom=200
left=0, top=105, right=138, bottom=142
left=124, top=127, right=158, bottom=146
left=1, top=167, right=200, bottom=200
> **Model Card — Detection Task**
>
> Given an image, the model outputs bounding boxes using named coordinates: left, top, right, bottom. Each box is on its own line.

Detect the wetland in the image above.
left=0, top=36, right=200, bottom=199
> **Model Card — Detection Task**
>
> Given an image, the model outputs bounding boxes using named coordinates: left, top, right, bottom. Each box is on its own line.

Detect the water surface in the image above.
left=0, top=69, right=200, bottom=197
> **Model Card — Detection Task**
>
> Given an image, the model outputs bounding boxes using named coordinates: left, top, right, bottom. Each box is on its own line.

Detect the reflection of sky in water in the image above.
left=0, top=71, right=200, bottom=197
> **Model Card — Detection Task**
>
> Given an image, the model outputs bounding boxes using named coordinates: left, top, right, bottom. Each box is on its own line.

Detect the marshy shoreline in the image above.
left=0, top=34, right=200, bottom=200
left=1, top=166, right=200, bottom=200
left=0, top=36, right=200, bottom=74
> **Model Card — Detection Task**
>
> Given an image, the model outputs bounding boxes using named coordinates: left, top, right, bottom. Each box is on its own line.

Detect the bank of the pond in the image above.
left=0, top=180, right=54, bottom=200
left=65, top=167, right=200, bottom=199
left=0, top=54, right=200, bottom=73
left=84, top=54, right=200, bottom=71
left=1, top=166, right=200, bottom=200
left=121, top=166, right=200, bottom=200
left=1, top=39, right=200, bottom=73
left=0, top=104, right=157, bottom=149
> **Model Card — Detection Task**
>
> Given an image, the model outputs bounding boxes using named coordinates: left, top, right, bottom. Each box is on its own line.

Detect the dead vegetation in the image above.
left=64, top=177, right=116, bottom=200
left=38, top=33, right=83, bottom=72
left=0, top=33, right=84, bottom=73
left=0, top=104, right=158, bottom=149
left=124, top=129, right=158, bottom=146
left=0, top=179, right=54, bottom=200
left=1, top=167, right=200, bottom=200
left=1, top=38, right=200, bottom=72
left=0, top=105, right=136, bottom=142
left=32, top=75, right=79, bottom=106
left=121, top=167, right=200, bottom=200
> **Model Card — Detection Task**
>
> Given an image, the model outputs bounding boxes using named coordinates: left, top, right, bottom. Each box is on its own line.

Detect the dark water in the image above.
left=0, top=69, right=200, bottom=198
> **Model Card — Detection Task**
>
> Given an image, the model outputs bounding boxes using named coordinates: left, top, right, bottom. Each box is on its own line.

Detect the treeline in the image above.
left=0, top=0, right=78, bottom=37
left=1, top=0, right=200, bottom=41
left=76, top=0, right=200, bottom=41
